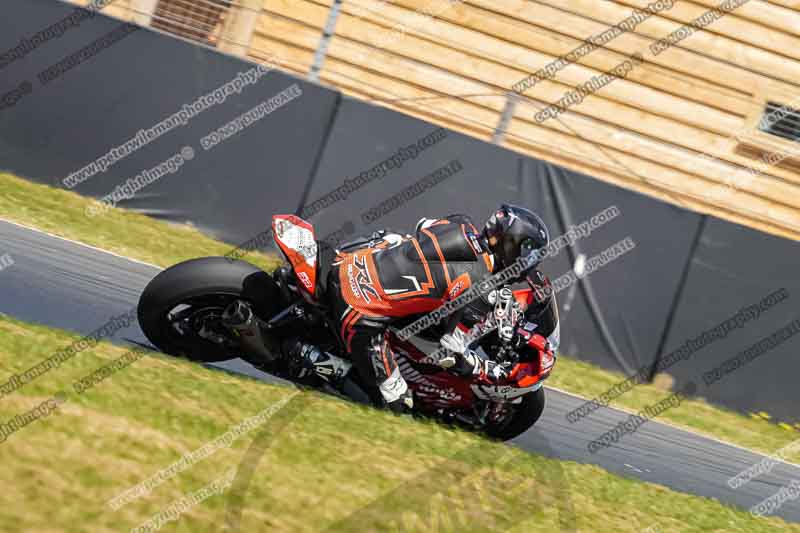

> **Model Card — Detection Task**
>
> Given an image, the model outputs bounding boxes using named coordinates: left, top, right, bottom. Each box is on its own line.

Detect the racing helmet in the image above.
left=482, top=204, right=550, bottom=278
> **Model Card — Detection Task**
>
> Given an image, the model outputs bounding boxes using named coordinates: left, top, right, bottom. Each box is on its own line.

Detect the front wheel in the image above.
left=484, top=387, right=546, bottom=441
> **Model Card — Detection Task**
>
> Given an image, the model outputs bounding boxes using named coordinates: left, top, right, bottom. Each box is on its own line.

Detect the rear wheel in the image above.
left=138, top=257, right=285, bottom=362
left=484, top=387, right=546, bottom=441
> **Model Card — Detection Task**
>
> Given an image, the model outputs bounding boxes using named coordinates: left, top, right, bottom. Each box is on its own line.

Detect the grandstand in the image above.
left=72, top=0, right=800, bottom=241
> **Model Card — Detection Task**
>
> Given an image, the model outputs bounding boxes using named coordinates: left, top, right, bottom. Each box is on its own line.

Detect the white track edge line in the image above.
left=4, top=217, right=799, bottom=471
left=546, top=384, right=800, bottom=471
left=0, top=218, right=163, bottom=271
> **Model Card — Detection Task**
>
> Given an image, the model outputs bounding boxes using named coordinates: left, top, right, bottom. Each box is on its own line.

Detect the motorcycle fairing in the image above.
left=390, top=333, right=476, bottom=409
left=471, top=379, right=543, bottom=401
left=272, top=215, right=318, bottom=299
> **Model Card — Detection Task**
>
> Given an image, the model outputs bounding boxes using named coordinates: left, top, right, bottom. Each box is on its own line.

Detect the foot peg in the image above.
left=222, top=300, right=278, bottom=363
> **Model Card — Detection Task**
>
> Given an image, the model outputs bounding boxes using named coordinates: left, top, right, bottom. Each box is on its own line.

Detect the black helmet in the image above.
left=482, top=204, right=550, bottom=275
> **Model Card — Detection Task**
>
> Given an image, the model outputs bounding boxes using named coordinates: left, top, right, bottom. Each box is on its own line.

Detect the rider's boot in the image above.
left=282, top=339, right=352, bottom=382
left=386, top=389, right=414, bottom=415
left=381, top=367, right=414, bottom=414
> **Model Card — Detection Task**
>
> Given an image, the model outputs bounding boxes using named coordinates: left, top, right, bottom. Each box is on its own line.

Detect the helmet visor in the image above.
left=518, top=238, right=543, bottom=273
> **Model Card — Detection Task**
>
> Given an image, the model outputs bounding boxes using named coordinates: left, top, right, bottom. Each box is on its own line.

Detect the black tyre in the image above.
left=138, top=257, right=284, bottom=362
left=484, top=387, right=546, bottom=441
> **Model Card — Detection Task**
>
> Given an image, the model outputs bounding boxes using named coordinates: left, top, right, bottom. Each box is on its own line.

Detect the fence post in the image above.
left=218, top=0, right=262, bottom=56
left=129, top=0, right=159, bottom=26
left=492, top=92, right=518, bottom=144
left=309, top=0, right=343, bottom=82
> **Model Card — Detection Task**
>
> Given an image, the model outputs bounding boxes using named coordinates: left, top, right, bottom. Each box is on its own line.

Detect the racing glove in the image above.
left=459, top=349, right=508, bottom=383
left=439, top=330, right=507, bottom=383
left=438, top=328, right=470, bottom=368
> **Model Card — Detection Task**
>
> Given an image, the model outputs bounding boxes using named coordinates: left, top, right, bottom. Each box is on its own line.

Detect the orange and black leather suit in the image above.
left=325, top=214, right=495, bottom=403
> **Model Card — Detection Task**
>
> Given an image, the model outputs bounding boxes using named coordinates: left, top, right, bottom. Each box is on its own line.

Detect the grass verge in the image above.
left=0, top=172, right=281, bottom=271
left=1, top=173, right=798, bottom=464
left=548, top=355, right=800, bottom=465
left=1, top=316, right=798, bottom=532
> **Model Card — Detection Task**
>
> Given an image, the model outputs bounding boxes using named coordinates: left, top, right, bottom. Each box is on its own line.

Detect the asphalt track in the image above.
left=2, top=219, right=799, bottom=524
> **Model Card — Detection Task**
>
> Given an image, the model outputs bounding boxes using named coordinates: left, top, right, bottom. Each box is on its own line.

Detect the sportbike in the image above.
left=137, top=215, right=559, bottom=440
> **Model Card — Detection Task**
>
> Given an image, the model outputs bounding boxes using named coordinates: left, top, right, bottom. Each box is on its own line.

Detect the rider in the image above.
left=304, top=204, right=554, bottom=413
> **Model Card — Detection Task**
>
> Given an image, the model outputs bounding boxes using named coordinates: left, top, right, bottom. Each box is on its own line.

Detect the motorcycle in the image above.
left=137, top=215, right=559, bottom=440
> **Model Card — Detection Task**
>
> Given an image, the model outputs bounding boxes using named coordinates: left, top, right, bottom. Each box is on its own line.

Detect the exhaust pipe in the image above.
left=222, top=300, right=279, bottom=363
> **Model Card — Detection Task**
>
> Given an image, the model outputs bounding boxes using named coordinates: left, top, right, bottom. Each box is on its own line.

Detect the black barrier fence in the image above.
left=1, top=0, right=798, bottom=422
